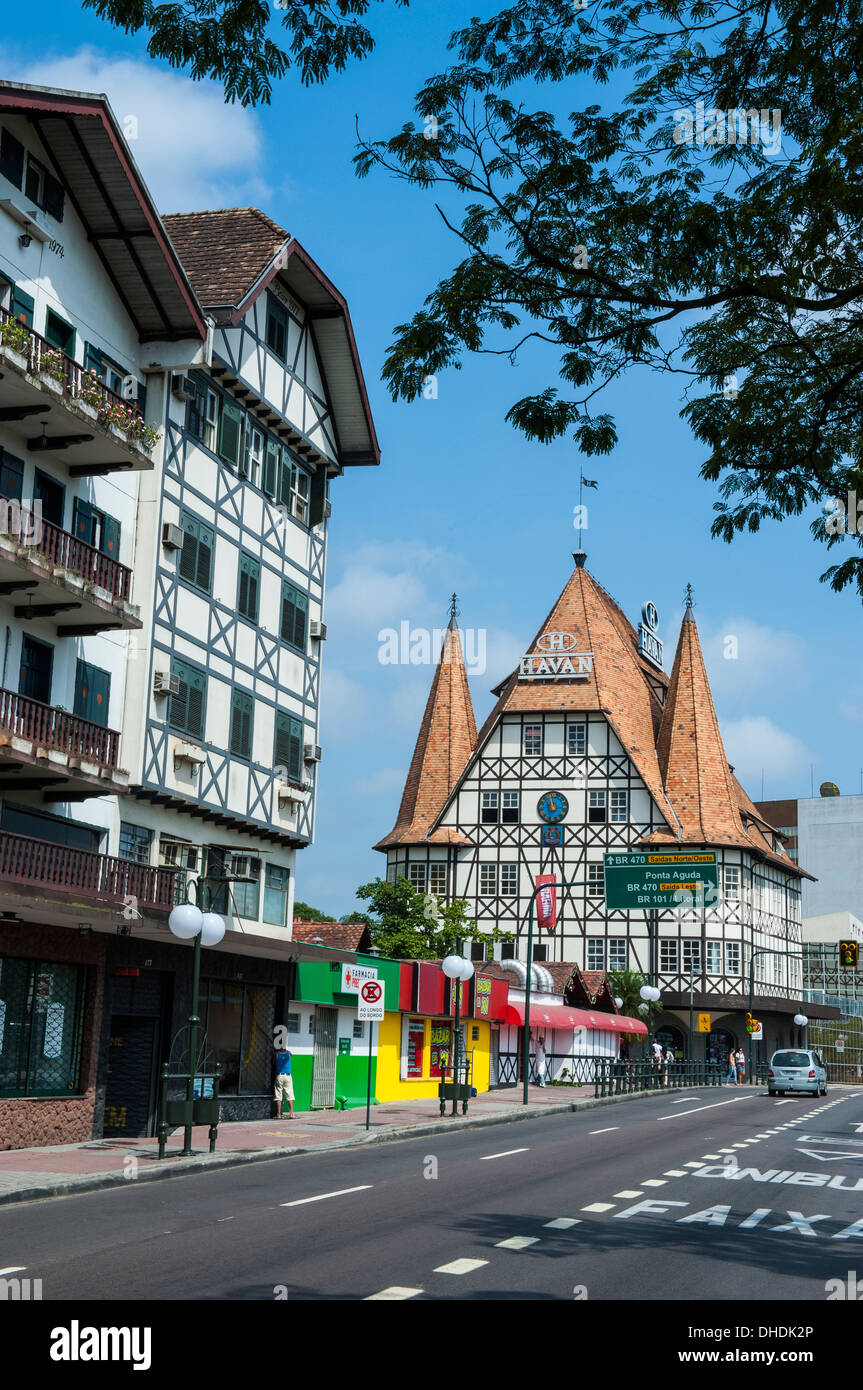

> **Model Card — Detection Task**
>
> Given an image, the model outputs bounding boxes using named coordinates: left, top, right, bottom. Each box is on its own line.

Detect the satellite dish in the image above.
left=819, top=781, right=840, bottom=798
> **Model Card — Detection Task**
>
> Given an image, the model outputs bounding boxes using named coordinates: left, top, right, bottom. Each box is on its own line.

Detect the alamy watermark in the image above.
left=0, top=498, right=43, bottom=545
left=378, top=622, right=486, bottom=675
left=673, top=101, right=782, bottom=155
left=824, top=492, right=863, bottom=536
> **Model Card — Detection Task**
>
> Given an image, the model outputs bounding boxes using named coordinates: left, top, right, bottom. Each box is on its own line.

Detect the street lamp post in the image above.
left=794, top=1012, right=809, bottom=1049
left=441, top=948, right=474, bottom=1116
left=168, top=884, right=226, bottom=1157
left=521, top=879, right=590, bottom=1106
left=687, top=967, right=702, bottom=1060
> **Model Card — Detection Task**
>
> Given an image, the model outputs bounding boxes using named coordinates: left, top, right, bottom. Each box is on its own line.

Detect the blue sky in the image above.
left=4, top=2, right=861, bottom=916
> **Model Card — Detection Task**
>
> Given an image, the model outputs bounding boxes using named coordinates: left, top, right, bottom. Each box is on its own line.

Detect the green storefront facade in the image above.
left=285, top=955, right=401, bottom=1111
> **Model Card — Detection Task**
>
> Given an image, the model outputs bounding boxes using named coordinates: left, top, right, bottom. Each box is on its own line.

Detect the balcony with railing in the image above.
left=0, top=309, right=159, bottom=476
left=0, top=831, right=176, bottom=914
left=0, top=687, right=129, bottom=798
left=0, top=498, right=140, bottom=634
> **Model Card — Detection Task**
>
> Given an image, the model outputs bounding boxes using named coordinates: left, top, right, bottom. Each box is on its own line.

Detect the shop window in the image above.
left=200, top=978, right=274, bottom=1094
left=0, top=957, right=85, bottom=1097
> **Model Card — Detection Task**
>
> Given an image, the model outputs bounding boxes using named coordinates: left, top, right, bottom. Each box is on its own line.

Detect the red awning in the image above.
left=505, top=1001, right=648, bottom=1036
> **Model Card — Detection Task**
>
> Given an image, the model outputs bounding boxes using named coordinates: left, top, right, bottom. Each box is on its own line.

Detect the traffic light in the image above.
left=839, top=940, right=859, bottom=968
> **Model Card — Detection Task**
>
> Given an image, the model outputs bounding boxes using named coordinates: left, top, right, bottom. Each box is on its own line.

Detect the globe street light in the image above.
left=168, top=894, right=226, bottom=1155
left=639, top=983, right=661, bottom=1061
left=794, top=1012, right=809, bottom=1049
left=441, top=952, right=474, bottom=1116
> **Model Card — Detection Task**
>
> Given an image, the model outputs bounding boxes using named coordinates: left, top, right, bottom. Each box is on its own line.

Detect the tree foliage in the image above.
left=355, top=0, right=863, bottom=597
left=292, top=899, right=332, bottom=922
left=355, top=875, right=512, bottom=960
left=82, top=0, right=406, bottom=103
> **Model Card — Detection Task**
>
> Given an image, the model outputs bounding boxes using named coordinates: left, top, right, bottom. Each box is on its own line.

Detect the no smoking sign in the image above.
left=358, top=979, right=385, bottom=1021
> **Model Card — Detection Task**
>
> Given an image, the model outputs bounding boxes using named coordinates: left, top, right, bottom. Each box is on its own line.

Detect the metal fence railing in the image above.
left=594, top=1059, right=723, bottom=1097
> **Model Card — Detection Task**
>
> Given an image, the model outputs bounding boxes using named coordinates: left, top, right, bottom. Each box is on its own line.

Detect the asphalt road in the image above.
left=4, top=1084, right=863, bottom=1302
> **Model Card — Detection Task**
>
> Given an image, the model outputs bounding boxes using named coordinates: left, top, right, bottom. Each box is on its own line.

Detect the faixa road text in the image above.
left=49, top=1322, right=151, bottom=1371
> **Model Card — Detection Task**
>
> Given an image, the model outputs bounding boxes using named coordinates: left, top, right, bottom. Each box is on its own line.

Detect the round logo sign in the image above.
left=537, top=791, right=569, bottom=824
left=642, top=601, right=659, bottom=632
left=536, top=631, right=577, bottom=652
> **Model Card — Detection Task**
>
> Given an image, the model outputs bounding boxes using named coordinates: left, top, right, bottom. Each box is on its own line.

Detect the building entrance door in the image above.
left=311, top=1006, right=338, bottom=1107
left=104, top=1016, right=160, bottom=1137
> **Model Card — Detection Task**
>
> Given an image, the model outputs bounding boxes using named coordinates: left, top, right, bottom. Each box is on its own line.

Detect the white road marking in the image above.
left=755, top=1134, right=772, bottom=1138
left=589, top=1127, right=619, bottom=1134
left=544, top=1217, right=581, bottom=1229
left=716, top=1148, right=736, bottom=1154
left=730, top=1143, right=748, bottom=1149
left=0, top=1267, right=25, bottom=1275
left=774, top=1099, right=795, bottom=1105
left=641, top=1179, right=667, bottom=1187
left=614, top=1190, right=643, bottom=1199
left=365, top=1287, right=423, bottom=1300
left=281, top=1185, right=372, bottom=1207
left=479, top=1148, right=529, bottom=1161
left=742, top=1139, right=760, bottom=1144
left=495, top=1236, right=539, bottom=1250
left=582, top=1202, right=616, bottom=1212
left=658, top=1095, right=756, bottom=1120
left=434, top=1258, right=488, bottom=1275
left=701, top=1154, right=721, bottom=1160
left=670, top=1097, right=696, bottom=1104
left=685, top=1161, right=706, bottom=1168
left=664, top=1169, right=688, bottom=1177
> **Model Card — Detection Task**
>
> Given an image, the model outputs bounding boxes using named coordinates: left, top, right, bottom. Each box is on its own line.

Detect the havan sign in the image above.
left=519, top=631, right=593, bottom=680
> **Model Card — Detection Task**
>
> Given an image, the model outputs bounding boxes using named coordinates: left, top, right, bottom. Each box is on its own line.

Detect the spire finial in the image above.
left=448, top=592, right=459, bottom=629
left=684, top=582, right=695, bottom=615
left=573, top=550, right=587, bottom=569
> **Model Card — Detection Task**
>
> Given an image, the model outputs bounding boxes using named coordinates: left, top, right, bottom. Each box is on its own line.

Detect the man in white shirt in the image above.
left=535, top=1034, right=547, bottom=1086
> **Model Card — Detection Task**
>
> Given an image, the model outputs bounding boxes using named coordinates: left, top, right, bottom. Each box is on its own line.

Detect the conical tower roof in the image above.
left=648, top=592, right=749, bottom=845
left=373, top=608, right=477, bottom=849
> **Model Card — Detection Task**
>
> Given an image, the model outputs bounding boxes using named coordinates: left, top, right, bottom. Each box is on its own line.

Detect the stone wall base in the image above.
left=0, top=1095, right=96, bottom=1151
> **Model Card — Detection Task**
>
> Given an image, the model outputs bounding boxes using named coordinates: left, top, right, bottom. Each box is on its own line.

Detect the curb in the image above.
left=0, top=1084, right=712, bottom=1208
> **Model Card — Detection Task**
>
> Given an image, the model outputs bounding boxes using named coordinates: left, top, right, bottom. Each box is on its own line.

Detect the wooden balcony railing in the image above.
left=32, top=511, right=131, bottom=602
left=0, top=307, right=146, bottom=441
left=0, top=831, right=176, bottom=911
left=0, top=687, right=120, bottom=768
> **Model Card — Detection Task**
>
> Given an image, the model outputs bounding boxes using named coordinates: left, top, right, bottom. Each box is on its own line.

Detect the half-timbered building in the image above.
left=375, top=553, right=834, bottom=1062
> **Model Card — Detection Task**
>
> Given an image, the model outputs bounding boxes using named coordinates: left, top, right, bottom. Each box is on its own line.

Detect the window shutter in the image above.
left=231, top=690, right=253, bottom=758
left=238, top=554, right=259, bottom=621
left=0, top=128, right=24, bottom=187
left=293, top=588, right=308, bottom=650
left=275, top=713, right=303, bottom=780
left=72, top=498, right=97, bottom=547
left=170, top=660, right=206, bottom=739
left=84, top=343, right=103, bottom=376
left=0, top=452, right=24, bottom=502
left=281, top=583, right=307, bottom=650
left=195, top=522, right=214, bottom=592
left=101, top=513, right=121, bottom=559
left=308, top=467, right=327, bottom=528
left=179, top=516, right=199, bottom=584
left=43, top=172, right=64, bottom=221
left=10, top=286, right=34, bottom=327
left=263, top=439, right=279, bottom=496
left=278, top=452, right=292, bottom=509
left=218, top=400, right=244, bottom=466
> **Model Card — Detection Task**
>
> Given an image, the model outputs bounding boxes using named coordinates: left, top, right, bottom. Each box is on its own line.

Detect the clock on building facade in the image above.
left=537, top=791, right=569, bottom=824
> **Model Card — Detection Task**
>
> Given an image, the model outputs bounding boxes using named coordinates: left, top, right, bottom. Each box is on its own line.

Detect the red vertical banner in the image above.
left=536, top=874, right=557, bottom=931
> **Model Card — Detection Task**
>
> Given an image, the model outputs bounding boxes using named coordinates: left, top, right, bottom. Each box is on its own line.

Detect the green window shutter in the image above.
left=280, top=583, right=308, bottom=651
left=0, top=452, right=23, bottom=502
left=238, top=553, right=259, bottom=622
left=0, top=128, right=25, bottom=187
left=308, top=467, right=327, bottom=529
left=230, top=689, right=253, bottom=759
left=74, top=659, right=111, bottom=728
left=278, top=451, right=292, bottom=509
left=218, top=399, right=244, bottom=467
left=170, top=659, right=206, bottom=739
left=262, top=438, right=279, bottom=497
left=10, top=286, right=34, bottom=327
left=195, top=521, right=214, bottom=591
left=72, top=498, right=97, bottom=547
left=101, top=513, right=121, bottom=560
left=44, top=172, right=64, bottom=222
left=84, top=343, right=103, bottom=376
left=179, top=514, right=199, bottom=585
left=179, top=513, right=213, bottom=592
left=275, top=713, right=303, bottom=781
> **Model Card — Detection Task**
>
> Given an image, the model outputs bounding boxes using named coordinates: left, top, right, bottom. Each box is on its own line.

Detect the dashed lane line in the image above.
left=281, top=1185, right=372, bottom=1207
left=664, top=1169, right=688, bottom=1177
left=544, top=1218, right=581, bottom=1229
left=479, top=1148, right=529, bottom=1161
left=582, top=1202, right=616, bottom=1213
left=365, top=1287, right=423, bottom=1300
left=641, top=1179, right=667, bottom=1187
left=614, top=1190, right=644, bottom=1199
left=589, top=1127, right=619, bottom=1135
left=434, top=1258, right=489, bottom=1275
left=658, top=1095, right=757, bottom=1120
left=495, top=1236, right=540, bottom=1250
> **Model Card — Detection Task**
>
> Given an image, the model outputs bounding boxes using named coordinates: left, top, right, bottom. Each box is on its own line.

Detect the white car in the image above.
left=767, top=1048, right=828, bottom=1096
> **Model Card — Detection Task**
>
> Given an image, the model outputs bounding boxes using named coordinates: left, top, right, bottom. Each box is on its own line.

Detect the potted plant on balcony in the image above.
left=0, top=316, right=31, bottom=368
left=127, top=415, right=162, bottom=452
left=72, top=368, right=103, bottom=419
left=37, top=347, right=68, bottom=392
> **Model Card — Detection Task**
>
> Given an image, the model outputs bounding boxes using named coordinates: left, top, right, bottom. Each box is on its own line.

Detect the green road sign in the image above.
left=603, top=851, right=719, bottom=910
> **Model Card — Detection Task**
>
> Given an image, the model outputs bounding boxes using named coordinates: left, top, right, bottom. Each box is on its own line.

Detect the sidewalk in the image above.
left=0, top=1082, right=675, bottom=1206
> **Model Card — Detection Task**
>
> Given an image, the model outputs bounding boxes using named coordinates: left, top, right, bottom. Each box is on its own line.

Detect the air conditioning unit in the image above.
left=162, top=522, right=185, bottom=551
left=278, top=783, right=308, bottom=805
left=304, top=743, right=322, bottom=763
left=153, top=671, right=180, bottom=697
left=323, top=498, right=332, bottom=520
left=171, top=373, right=197, bottom=401
left=174, top=742, right=206, bottom=767
left=309, top=621, right=327, bottom=641
left=226, top=853, right=261, bottom=880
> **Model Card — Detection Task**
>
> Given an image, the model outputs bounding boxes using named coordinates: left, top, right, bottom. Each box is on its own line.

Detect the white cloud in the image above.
left=6, top=48, right=268, bottom=211
left=699, top=616, right=810, bottom=701
left=722, top=716, right=813, bottom=791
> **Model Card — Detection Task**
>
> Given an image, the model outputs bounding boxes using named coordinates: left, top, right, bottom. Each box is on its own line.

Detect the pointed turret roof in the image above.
left=373, top=605, right=477, bottom=850
left=647, top=590, right=746, bottom=845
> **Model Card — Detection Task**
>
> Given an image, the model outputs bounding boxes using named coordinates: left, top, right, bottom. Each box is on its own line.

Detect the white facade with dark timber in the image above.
left=376, top=556, right=820, bottom=1053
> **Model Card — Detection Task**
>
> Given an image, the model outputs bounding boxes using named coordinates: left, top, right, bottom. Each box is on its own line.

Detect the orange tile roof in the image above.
left=163, top=208, right=288, bottom=307
left=373, top=620, right=478, bottom=850
left=292, top=920, right=371, bottom=951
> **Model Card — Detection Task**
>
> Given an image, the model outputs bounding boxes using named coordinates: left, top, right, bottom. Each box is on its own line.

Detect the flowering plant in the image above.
left=0, top=318, right=29, bottom=353
left=39, top=347, right=67, bottom=382
left=74, top=369, right=104, bottom=408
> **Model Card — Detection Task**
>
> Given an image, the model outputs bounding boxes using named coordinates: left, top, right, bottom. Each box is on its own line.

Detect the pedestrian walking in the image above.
left=725, top=1047, right=737, bottom=1084
left=273, top=1042, right=294, bottom=1118
left=735, top=1046, right=746, bottom=1085
left=535, top=1033, right=547, bottom=1086
left=663, top=1044, right=675, bottom=1086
